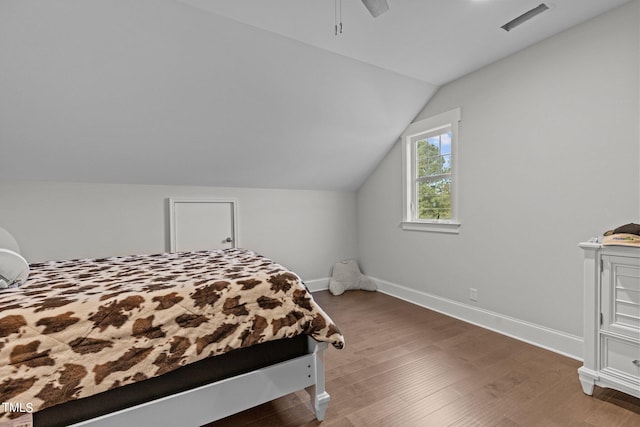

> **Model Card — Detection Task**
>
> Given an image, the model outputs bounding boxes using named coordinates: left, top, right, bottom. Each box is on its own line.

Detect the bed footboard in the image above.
left=71, top=337, right=329, bottom=426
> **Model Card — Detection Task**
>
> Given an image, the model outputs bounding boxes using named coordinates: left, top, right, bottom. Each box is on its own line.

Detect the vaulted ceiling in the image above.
left=0, top=0, right=630, bottom=191
left=179, top=0, right=631, bottom=85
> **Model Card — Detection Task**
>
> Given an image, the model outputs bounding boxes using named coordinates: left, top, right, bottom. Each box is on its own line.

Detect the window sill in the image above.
left=401, top=221, right=461, bottom=234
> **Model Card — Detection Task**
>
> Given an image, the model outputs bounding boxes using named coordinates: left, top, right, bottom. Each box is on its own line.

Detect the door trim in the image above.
left=168, top=198, right=239, bottom=252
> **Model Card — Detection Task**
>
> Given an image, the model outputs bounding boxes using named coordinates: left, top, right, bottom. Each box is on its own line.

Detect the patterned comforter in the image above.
left=0, top=249, right=344, bottom=417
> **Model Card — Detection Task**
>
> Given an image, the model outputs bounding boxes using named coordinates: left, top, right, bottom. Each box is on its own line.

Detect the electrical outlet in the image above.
left=469, top=288, right=478, bottom=302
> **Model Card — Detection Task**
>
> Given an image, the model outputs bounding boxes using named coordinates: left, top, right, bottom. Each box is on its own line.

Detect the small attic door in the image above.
left=169, top=198, right=238, bottom=252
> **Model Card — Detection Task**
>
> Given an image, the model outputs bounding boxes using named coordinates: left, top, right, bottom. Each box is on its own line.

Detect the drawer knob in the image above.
left=633, top=360, right=640, bottom=367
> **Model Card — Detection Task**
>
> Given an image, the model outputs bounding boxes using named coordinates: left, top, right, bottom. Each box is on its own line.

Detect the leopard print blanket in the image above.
left=0, top=248, right=344, bottom=418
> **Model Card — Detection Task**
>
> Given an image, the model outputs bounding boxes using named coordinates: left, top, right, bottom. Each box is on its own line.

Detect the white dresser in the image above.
left=579, top=242, right=640, bottom=398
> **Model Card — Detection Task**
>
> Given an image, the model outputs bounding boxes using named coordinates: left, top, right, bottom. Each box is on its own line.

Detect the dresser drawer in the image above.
left=600, top=335, right=640, bottom=381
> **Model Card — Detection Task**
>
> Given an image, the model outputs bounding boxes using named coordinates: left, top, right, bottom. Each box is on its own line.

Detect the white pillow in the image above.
left=0, top=248, right=29, bottom=289
left=328, top=259, right=377, bottom=296
left=0, top=227, right=20, bottom=253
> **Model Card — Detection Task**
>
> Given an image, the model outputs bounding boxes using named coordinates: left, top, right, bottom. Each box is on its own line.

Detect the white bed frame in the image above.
left=71, top=339, right=330, bottom=427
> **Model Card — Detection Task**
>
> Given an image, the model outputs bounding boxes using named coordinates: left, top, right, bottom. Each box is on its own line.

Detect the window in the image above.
left=401, top=108, right=461, bottom=233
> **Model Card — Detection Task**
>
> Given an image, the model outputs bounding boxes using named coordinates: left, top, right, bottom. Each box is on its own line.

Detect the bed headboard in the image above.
left=0, top=227, right=20, bottom=253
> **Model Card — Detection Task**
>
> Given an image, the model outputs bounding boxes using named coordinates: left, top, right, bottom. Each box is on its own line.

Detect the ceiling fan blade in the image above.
left=361, top=0, right=389, bottom=18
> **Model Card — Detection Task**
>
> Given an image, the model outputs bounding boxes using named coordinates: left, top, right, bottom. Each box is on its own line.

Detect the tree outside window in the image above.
left=416, top=131, right=452, bottom=220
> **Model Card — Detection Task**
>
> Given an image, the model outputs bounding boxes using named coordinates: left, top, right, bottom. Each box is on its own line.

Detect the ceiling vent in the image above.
left=501, top=3, right=549, bottom=32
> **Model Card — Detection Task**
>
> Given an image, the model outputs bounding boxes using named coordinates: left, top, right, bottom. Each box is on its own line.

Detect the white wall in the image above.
left=357, top=1, right=639, bottom=356
left=0, top=181, right=357, bottom=283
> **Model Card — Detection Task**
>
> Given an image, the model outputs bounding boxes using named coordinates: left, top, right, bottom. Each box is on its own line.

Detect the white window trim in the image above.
left=401, top=108, right=461, bottom=234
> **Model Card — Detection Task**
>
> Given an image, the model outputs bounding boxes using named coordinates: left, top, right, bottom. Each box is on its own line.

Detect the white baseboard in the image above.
left=305, top=277, right=329, bottom=293
left=371, top=277, right=583, bottom=361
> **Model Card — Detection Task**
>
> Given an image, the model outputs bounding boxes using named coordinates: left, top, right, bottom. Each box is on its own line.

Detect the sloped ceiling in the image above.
left=0, top=0, right=435, bottom=191
left=180, top=0, right=631, bottom=85
left=0, top=0, right=629, bottom=191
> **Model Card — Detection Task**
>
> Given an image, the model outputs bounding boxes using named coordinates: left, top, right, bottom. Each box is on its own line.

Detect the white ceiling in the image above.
left=178, top=0, right=631, bottom=85
left=0, top=0, right=630, bottom=191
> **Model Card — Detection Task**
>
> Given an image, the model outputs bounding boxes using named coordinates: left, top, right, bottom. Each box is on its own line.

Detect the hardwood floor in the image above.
left=208, top=290, right=640, bottom=426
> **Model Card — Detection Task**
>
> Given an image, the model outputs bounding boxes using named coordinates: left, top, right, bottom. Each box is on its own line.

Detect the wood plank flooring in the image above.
left=208, top=290, right=640, bottom=426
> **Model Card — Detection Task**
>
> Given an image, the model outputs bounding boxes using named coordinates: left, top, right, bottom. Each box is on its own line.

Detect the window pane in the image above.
left=440, top=132, right=452, bottom=155
left=442, top=154, right=451, bottom=173
left=416, top=133, right=452, bottom=178
left=417, top=178, right=451, bottom=220
left=427, top=136, right=441, bottom=150
left=416, top=140, right=428, bottom=176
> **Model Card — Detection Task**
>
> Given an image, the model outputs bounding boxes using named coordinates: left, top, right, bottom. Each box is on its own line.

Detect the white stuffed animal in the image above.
left=329, top=260, right=377, bottom=296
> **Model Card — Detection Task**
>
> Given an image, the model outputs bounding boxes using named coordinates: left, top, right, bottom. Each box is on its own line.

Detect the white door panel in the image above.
left=169, top=199, right=237, bottom=252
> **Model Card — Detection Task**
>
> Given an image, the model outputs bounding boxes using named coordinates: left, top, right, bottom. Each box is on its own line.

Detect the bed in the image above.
left=0, top=246, right=344, bottom=426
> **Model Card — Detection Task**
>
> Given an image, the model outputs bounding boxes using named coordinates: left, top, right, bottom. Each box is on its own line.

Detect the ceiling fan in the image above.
left=361, top=0, right=389, bottom=18
left=335, top=0, right=388, bottom=35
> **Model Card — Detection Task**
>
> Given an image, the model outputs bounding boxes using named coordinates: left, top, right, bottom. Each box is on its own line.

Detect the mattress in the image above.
left=0, top=248, right=343, bottom=421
